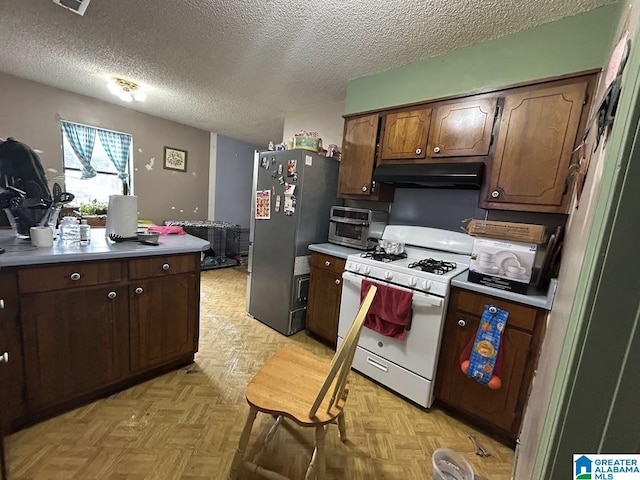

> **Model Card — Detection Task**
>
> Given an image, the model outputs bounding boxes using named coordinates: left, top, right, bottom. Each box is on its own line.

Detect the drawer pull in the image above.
left=70, top=272, right=81, bottom=281
left=135, top=287, right=144, bottom=295
left=108, top=291, right=117, bottom=299
left=366, top=357, right=388, bottom=372
left=162, top=263, right=170, bottom=271
left=0, top=299, right=4, bottom=309
left=0, top=352, right=8, bottom=363
left=325, top=260, right=331, bottom=267
left=335, top=279, right=341, bottom=285
left=458, top=319, right=466, bottom=327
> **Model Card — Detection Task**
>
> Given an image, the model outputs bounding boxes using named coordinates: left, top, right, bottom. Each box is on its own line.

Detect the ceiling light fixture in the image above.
left=107, top=78, right=147, bottom=102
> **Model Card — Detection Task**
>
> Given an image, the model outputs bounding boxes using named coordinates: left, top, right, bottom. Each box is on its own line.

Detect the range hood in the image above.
left=372, top=162, right=484, bottom=189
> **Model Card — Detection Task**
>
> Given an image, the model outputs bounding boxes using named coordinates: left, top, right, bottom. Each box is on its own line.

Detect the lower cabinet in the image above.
left=435, top=287, right=547, bottom=444
left=306, top=252, right=346, bottom=346
left=7, top=252, right=201, bottom=429
left=21, top=285, right=129, bottom=409
left=130, top=273, right=198, bottom=372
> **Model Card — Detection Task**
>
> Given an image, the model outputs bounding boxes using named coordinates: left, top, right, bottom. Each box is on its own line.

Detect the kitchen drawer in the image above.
left=452, top=289, right=537, bottom=332
left=129, top=253, right=198, bottom=280
left=311, top=252, right=345, bottom=275
left=18, top=260, right=125, bottom=294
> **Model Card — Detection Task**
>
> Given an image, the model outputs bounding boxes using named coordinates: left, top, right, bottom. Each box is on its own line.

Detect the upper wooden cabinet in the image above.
left=428, top=98, right=498, bottom=158
left=483, top=78, right=590, bottom=212
left=380, top=108, right=432, bottom=160
left=338, top=114, right=394, bottom=201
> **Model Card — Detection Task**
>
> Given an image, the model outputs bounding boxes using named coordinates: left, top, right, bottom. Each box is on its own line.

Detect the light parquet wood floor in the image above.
left=6, top=268, right=514, bottom=479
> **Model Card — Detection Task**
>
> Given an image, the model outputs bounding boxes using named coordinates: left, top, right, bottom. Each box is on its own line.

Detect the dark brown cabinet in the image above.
left=0, top=272, right=23, bottom=432
left=428, top=97, right=498, bottom=158
left=130, top=273, right=198, bottom=372
left=306, top=252, right=346, bottom=346
left=380, top=107, right=432, bottom=161
left=6, top=252, right=201, bottom=430
left=435, top=288, right=547, bottom=443
left=483, top=78, right=591, bottom=212
left=338, top=114, right=394, bottom=201
left=21, top=285, right=129, bottom=409
left=0, top=271, right=20, bottom=480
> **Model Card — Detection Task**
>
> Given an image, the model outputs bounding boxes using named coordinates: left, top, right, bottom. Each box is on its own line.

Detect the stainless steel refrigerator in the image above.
left=246, top=149, right=339, bottom=335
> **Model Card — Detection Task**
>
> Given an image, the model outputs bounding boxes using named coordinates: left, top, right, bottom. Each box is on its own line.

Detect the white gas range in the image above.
left=337, top=225, right=473, bottom=408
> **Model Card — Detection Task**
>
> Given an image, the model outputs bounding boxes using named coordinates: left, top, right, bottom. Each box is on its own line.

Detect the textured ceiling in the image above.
left=0, top=0, right=614, bottom=146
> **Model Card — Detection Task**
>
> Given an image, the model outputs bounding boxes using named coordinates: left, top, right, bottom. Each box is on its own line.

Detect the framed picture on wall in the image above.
left=163, top=146, right=188, bottom=172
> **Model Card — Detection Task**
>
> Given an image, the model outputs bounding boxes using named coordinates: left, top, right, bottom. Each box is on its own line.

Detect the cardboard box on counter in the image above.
left=467, top=219, right=547, bottom=244
left=468, top=237, right=538, bottom=294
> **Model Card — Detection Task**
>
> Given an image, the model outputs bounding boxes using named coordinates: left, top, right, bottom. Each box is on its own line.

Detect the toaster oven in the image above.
left=328, top=206, right=388, bottom=250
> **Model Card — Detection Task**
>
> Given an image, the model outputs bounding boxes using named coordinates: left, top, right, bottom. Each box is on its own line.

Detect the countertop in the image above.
left=0, top=228, right=210, bottom=267
left=451, top=270, right=557, bottom=310
left=308, top=243, right=364, bottom=259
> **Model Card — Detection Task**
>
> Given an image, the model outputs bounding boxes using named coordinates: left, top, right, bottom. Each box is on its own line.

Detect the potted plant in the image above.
left=76, top=199, right=108, bottom=226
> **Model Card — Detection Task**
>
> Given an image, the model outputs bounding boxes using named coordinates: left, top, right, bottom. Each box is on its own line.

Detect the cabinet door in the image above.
left=21, top=286, right=129, bottom=409
left=338, top=114, right=380, bottom=197
left=306, top=261, right=344, bottom=346
left=485, top=80, right=588, bottom=212
left=0, top=272, right=24, bottom=432
left=130, top=273, right=198, bottom=373
left=380, top=108, right=431, bottom=160
left=435, top=310, right=532, bottom=435
left=428, top=98, right=498, bottom=157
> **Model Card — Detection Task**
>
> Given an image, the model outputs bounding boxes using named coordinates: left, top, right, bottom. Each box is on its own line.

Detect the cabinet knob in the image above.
left=457, top=319, right=466, bottom=327
left=162, top=263, right=170, bottom=271
left=489, top=306, right=497, bottom=314
left=0, top=299, right=4, bottom=309
left=491, top=190, right=500, bottom=198
left=70, top=272, right=81, bottom=281
left=433, top=146, right=441, bottom=154
left=415, top=147, right=422, bottom=155
left=361, top=185, right=368, bottom=192
left=0, top=352, right=8, bottom=363
left=135, top=287, right=144, bottom=294
left=108, top=291, right=117, bottom=299
left=335, top=279, right=341, bottom=285
left=325, top=260, right=331, bottom=267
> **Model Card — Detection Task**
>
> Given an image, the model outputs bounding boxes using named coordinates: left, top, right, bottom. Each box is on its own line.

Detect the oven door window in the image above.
left=333, top=222, right=365, bottom=241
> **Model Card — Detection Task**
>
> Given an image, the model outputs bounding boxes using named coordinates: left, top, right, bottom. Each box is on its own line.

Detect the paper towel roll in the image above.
left=30, top=226, right=53, bottom=247
left=105, top=195, right=138, bottom=238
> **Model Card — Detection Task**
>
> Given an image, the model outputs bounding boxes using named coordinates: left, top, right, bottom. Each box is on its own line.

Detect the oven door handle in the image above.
left=343, top=272, right=443, bottom=308
left=413, top=295, right=443, bottom=308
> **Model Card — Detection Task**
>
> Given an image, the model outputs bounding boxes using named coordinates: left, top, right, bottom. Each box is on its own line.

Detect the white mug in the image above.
left=30, top=226, right=54, bottom=247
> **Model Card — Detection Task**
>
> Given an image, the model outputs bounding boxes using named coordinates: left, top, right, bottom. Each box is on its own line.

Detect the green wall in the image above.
left=345, top=4, right=620, bottom=114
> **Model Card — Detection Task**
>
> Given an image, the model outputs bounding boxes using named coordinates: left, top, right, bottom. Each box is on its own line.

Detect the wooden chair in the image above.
left=228, top=285, right=377, bottom=480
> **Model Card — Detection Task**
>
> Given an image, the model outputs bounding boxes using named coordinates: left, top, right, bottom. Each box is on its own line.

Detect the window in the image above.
left=60, top=121, right=133, bottom=206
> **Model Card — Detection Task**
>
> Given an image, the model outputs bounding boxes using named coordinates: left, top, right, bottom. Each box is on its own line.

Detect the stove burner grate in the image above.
left=408, top=258, right=457, bottom=275
left=360, top=250, right=408, bottom=263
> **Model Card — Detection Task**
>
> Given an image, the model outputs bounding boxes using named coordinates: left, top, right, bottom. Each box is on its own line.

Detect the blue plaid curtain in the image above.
left=61, top=121, right=97, bottom=179
left=97, top=130, right=131, bottom=189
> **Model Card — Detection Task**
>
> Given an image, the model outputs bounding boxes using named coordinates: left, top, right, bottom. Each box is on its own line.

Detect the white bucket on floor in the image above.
left=432, top=448, right=475, bottom=480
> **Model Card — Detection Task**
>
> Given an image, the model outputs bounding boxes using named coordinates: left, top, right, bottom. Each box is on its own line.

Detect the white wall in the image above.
left=282, top=100, right=345, bottom=149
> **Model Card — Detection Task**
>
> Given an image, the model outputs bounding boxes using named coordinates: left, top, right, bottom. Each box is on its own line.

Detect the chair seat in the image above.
left=246, top=346, right=345, bottom=427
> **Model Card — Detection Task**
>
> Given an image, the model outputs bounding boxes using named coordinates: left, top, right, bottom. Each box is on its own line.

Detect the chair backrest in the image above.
left=308, top=285, right=377, bottom=417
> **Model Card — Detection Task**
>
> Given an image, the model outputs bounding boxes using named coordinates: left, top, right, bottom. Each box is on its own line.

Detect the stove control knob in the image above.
left=409, top=276, right=418, bottom=287
left=421, top=280, right=433, bottom=290
left=384, top=271, right=393, bottom=280
left=363, top=266, right=371, bottom=274
left=354, top=264, right=361, bottom=273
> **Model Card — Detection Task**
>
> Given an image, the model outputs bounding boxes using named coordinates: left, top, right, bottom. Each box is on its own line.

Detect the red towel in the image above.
left=360, top=279, right=413, bottom=340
